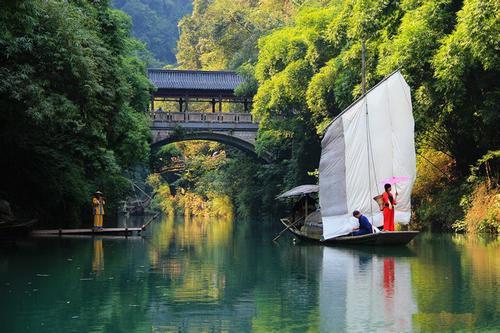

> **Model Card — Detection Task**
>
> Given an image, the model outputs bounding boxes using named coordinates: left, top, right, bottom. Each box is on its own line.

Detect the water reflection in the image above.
left=147, top=214, right=233, bottom=304
left=411, top=234, right=499, bottom=331
left=0, top=218, right=498, bottom=332
left=91, top=239, right=104, bottom=276
left=320, top=247, right=416, bottom=332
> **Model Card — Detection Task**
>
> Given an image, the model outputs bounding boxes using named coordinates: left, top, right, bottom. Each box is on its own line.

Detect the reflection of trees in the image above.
left=16, top=220, right=499, bottom=332
left=177, top=214, right=233, bottom=249
left=0, top=237, right=153, bottom=332
left=148, top=215, right=233, bottom=305
left=179, top=215, right=231, bottom=302
left=411, top=234, right=499, bottom=331
left=148, top=214, right=175, bottom=270
left=249, top=244, right=323, bottom=332
left=145, top=217, right=324, bottom=331
left=5, top=225, right=418, bottom=332
left=455, top=235, right=500, bottom=327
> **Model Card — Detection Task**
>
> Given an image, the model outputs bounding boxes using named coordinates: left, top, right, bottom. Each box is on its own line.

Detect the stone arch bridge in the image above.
left=148, top=69, right=269, bottom=162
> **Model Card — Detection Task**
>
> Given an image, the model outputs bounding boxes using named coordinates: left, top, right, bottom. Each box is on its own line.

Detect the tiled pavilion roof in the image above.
left=148, top=69, right=245, bottom=92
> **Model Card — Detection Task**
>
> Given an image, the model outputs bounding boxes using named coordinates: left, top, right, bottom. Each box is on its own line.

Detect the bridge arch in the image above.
left=147, top=69, right=271, bottom=163
left=151, top=132, right=271, bottom=163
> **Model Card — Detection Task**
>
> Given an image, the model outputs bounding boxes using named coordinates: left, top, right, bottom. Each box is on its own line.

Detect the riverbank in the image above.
left=412, top=148, right=499, bottom=234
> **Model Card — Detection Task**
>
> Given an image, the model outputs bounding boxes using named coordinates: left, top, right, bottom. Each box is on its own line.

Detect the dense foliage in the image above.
left=0, top=0, right=153, bottom=225
left=150, top=141, right=280, bottom=218
left=173, top=0, right=322, bottom=218
left=177, top=0, right=300, bottom=69
left=176, top=0, right=499, bottom=230
left=1, top=0, right=497, bottom=230
left=112, top=0, right=192, bottom=65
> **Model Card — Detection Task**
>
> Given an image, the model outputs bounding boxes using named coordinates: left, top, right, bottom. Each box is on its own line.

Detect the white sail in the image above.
left=319, top=71, right=416, bottom=240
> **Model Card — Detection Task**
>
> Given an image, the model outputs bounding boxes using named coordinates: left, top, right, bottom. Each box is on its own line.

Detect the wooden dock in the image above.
left=32, top=227, right=143, bottom=236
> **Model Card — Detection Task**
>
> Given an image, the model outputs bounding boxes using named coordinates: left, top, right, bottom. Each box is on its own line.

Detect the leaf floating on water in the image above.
left=36, top=274, right=50, bottom=277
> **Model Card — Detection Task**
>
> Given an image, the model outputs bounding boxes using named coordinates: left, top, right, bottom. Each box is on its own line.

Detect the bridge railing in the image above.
left=150, top=111, right=254, bottom=123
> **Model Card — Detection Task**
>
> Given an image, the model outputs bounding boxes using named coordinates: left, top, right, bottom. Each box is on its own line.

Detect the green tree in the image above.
left=432, top=0, right=499, bottom=172
left=0, top=0, right=153, bottom=225
left=177, top=0, right=298, bottom=70
left=171, top=0, right=498, bottom=225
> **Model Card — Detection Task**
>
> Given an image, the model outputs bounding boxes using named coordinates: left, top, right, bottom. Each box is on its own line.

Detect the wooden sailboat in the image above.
left=277, top=45, right=419, bottom=245
left=277, top=186, right=418, bottom=246
left=281, top=218, right=418, bottom=245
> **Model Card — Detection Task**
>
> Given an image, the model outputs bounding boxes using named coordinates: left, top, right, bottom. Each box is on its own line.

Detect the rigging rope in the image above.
left=365, top=97, right=376, bottom=231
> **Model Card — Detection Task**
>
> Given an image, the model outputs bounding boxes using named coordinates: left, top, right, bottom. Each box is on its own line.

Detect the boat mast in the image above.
left=362, top=40, right=366, bottom=95
left=362, top=39, right=376, bottom=229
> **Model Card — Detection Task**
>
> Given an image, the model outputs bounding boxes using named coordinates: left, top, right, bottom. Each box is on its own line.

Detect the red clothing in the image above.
left=383, top=258, right=395, bottom=298
left=382, top=191, right=396, bottom=231
left=383, top=258, right=395, bottom=315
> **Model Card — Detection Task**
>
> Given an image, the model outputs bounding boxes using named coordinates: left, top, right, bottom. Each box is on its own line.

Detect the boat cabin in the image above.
left=277, top=185, right=322, bottom=239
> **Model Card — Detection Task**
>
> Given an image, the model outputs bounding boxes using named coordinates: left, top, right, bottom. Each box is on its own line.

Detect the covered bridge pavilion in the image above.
left=148, top=69, right=252, bottom=113
left=147, top=69, right=270, bottom=162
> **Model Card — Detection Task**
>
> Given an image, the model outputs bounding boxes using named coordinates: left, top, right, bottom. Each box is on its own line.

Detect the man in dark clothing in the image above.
left=351, top=210, right=373, bottom=236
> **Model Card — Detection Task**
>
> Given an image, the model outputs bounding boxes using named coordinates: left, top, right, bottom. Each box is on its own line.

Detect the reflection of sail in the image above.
left=320, top=247, right=417, bottom=332
left=320, top=247, right=350, bottom=332
left=92, top=239, right=104, bottom=275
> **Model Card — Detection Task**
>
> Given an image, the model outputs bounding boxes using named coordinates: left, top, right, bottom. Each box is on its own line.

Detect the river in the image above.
left=0, top=215, right=498, bottom=332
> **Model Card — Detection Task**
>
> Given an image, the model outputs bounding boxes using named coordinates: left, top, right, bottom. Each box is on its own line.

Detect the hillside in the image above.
left=112, top=0, right=192, bottom=65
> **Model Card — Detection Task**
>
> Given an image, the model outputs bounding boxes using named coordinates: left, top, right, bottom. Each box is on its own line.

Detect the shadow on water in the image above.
left=0, top=216, right=498, bottom=332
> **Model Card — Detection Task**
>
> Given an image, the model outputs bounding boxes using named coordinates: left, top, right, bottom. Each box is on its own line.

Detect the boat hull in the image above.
left=322, top=231, right=415, bottom=245
left=280, top=219, right=419, bottom=246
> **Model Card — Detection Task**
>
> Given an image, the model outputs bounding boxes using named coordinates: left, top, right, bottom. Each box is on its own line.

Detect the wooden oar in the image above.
left=273, top=216, right=305, bottom=242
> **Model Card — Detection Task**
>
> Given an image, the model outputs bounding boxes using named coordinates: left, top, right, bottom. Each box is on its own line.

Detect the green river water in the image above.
left=0, top=215, right=498, bottom=332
